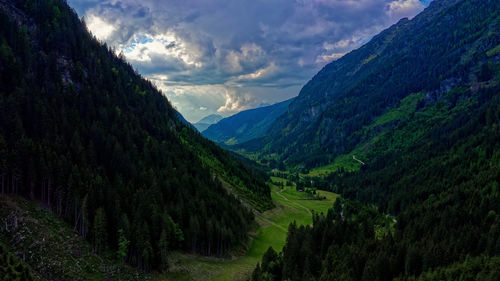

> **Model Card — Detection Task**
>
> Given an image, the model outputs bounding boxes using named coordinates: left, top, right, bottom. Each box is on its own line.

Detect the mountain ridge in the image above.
left=193, top=113, right=223, bottom=132
left=243, top=0, right=499, bottom=168
left=203, top=98, right=294, bottom=145
left=251, top=0, right=500, bottom=279
left=0, top=0, right=271, bottom=276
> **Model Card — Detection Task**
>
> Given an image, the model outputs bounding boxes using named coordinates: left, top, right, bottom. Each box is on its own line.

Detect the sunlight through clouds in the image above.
left=120, top=32, right=203, bottom=68
left=86, top=14, right=116, bottom=40
left=386, top=0, right=426, bottom=20
left=70, top=0, right=431, bottom=122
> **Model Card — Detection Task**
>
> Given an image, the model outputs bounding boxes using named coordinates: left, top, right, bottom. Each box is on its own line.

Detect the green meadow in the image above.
left=162, top=178, right=339, bottom=280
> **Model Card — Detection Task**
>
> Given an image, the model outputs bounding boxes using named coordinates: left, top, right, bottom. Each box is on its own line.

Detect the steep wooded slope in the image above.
left=249, top=0, right=500, bottom=168
left=252, top=0, right=500, bottom=280
left=0, top=0, right=271, bottom=274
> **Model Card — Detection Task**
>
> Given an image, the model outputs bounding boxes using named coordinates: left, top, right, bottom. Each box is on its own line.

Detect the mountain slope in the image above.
left=252, top=0, right=500, bottom=280
left=193, top=114, right=223, bottom=132
left=248, top=0, right=500, bottom=168
left=203, top=98, right=293, bottom=145
left=254, top=81, right=500, bottom=281
left=0, top=0, right=271, bottom=275
left=176, top=111, right=196, bottom=130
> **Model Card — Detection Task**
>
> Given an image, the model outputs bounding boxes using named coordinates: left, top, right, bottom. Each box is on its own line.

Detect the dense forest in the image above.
left=254, top=82, right=500, bottom=280
left=252, top=0, right=500, bottom=280
left=0, top=0, right=272, bottom=272
left=2, top=0, right=500, bottom=279
left=253, top=197, right=500, bottom=281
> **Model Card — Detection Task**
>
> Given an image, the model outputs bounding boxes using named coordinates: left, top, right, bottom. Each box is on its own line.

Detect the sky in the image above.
left=68, top=0, right=430, bottom=122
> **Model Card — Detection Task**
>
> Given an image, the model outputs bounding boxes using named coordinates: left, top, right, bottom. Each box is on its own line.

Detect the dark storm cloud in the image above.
left=68, top=0, right=427, bottom=122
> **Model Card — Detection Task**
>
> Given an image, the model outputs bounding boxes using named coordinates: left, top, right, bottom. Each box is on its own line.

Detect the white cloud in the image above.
left=234, top=62, right=278, bottom=81
left=85, top=14, right=116, bottom=40
left=150, top=82, right=227, bottom=122
left=222, top=43, right=267, bottom=74
left=317, top=33, right=368, bottom=63
left=119, top=32, right=203, bottom=68
left=317, top=53, right=346, bottom=63
left=217, top=89, right=254, bottom=115
left=69, top=0, right=430, bottom=121
left=324, top=40, right=351, bottom=51
left=223, top=50, right=244, bottom=74
left=386, top=0, right=425, bottom=20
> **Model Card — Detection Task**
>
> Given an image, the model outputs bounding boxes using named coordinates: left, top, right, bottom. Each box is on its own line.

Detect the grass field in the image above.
left=305, top=153, right=363, bottom=177
left=161, top=178, right=339, bottom=280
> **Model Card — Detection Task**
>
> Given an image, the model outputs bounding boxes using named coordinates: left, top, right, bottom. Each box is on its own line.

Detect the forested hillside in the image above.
left=245, top=0, right=500, bottom=169
left=203, top=98, right=293, bottom=145
left=254, top=83, right=500, bottom=281
left=252, top=0, right=500, bottom=280
left=0, top=0, right=271, bottom=274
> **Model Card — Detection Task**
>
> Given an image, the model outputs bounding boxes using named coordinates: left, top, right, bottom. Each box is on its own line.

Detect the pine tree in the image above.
left=93, top=207, right=107, bottom=254
left=251, top=263, right=262, bottom=281
left=116, top=228, right=129, bottom=264
left=0, top=134, right=7, bottom=194
left=158, top=229, right=169, bottom=272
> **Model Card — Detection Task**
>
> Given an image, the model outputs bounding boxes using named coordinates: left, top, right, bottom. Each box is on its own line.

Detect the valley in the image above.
left=0, top=176, right=338, bottom=280
left=1, top=0, right=500, bottom=280
left=161, top=178, right=339, bottom=281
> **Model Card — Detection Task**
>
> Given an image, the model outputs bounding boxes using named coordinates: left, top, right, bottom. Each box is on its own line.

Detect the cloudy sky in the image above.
left=68, top=0, right=430, bottom=122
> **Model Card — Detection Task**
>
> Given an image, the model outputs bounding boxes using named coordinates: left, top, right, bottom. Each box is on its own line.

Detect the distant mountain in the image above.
left=193, top=114, right=223, bottom=132
left=176, top=111, right=196, bottom=129
left=203, top=98, right=293, bottom=145
left=198, top=114, right=224, bottom=124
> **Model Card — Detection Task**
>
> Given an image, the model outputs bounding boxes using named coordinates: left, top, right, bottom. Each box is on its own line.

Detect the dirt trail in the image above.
left=275, top=190, right=312, bottom=215
left=352, top=155, right=365, bottom=165
left=254, top=213, right=287, bottom=232
left=217, top=176, right=289, bottom=232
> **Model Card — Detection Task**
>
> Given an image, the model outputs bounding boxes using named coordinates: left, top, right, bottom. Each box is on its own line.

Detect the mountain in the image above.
left=252, top=0, right=500, bottom=280
left=193, top=113, right=223, bottom=132
left=176, top=111, right=196, bottom=129
left=243, top=0, right=500, bottom=169
left=203, top=98, right=293, bottom=145
left=0, top=0, right=272, bottom=276
left=198, top=113, right=224, bottom=124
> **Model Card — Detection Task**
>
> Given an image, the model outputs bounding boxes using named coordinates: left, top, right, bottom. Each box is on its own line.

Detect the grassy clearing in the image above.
left=306, top=153, right=363, bottom=177
left=371, top=92, right=424, bottom=127
left=162, top=179, right=338, bottom=280
left=0, top=182, right=337, bottom=281
left=0, top=195, right=144, bottom=281
left=305, top=93, right=425, bottom=177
